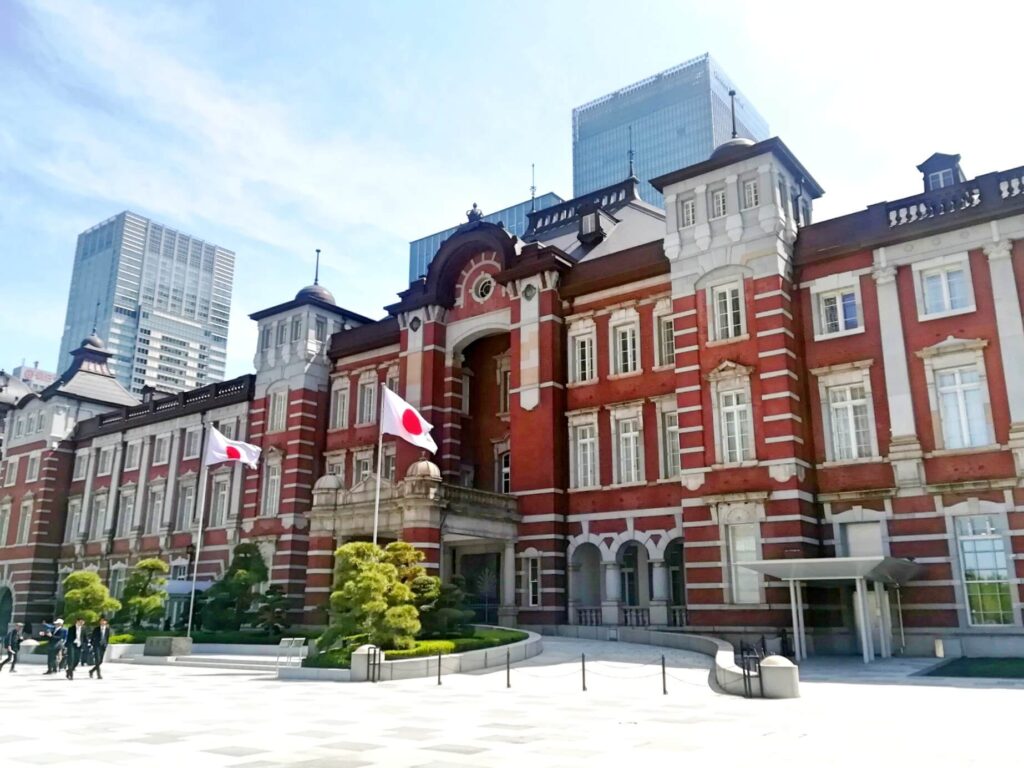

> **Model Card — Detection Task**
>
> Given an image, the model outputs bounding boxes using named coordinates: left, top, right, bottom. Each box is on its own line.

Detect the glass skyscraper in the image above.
left=572, top=53, right=769, bottom=207
left=408, top=193, right=564, bottom=283
left=57, top=211, right=235, bottom=395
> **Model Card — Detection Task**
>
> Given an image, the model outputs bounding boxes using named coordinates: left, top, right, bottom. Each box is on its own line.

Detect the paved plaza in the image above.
left=1, top=637, right=1021, bottom=767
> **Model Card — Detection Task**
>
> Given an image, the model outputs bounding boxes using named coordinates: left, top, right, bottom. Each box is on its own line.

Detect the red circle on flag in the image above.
left=401, top=408, right=423, bottom=435
left=225, top=446, right=241, bottom=460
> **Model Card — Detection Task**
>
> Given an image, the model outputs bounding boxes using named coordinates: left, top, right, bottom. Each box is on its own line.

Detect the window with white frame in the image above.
left=383, top=445, right=397, bottom=482
left=175, top=482, right=195, bottom=530
left=16, top=500, right=32, bottom=544
left=356, top=378, right=377, bottom=425
left=117, top=493, right=134, bottom=537
left=0, top=503, right=9, bottom=546
left=89, top=495, right=106, bottom=539
left=660, top=408, right=680, bottom=479
left=315, top=315, right=327, bottom=343
left=123, top=441, right=140, bottom=471
left=210, top=476, right=230, bottom=527
left=936, top=366, right=988, bottom=449
left=276, top=322, right=287, bottom=346
left=108, top=568, right=126, bottom=600
left=816, top=286, right=861, bottom=337
left=827, top=383, right=873, bottom=460
left=680, top=198, right=696, bottom=228
left=290, top=315, right=302, bottom=342
left=65, top=499, right=81, bottom=543
left=261, top=326, right=272, bottom=351
left=655, top=313, right=674, bottom=367
left=183, top=429, right=201, bottom=459
left=97, top=447, right=113, bottom=476
left=152, top=435, right=170, bottom=465
left=72, top=452, right=87, bottom=481
left=261, top=463, right=281, bottom=517
left=711, top=189, right=727, bottom=219
left=26, top=413, right=36, bottom=433
left=612, top=323, right=638, bottom=374
left=498, top=450, right=511, bottom=494
left=526, top=557, right=541, bottom=607
left=386, top=368, right=399, bottom=393
left=170, top=562, right=189, bottom=580
left=218, top=420, right=235, bottom=440
left=742, top=179, right=760, bottom=210
left=914, top=255, right=974, bottom=318
left=928, top=169, right=955, bottom=190
left=26, top=453, right=40, bottom=483
left=727, top=523, right=760, bottom=604
left=496, top=352, right=512, bottom=414
left=719, top=388, right=753, bottom=464
left=3, top=457, right=17, bottom=487
left=267, top=390, right=288, bottom=433
left=956, top=515, right=1014, bottom=625
left=613, top=413, right=642, bottom=485
left=145, top=487, right=164, bottom=533
left=569, top=419, right=599, bottom=489
left=329, top=381, right=349, bottom=430
left=353, top=452, right=373, bottom=484
left=325, top=455, right=345, bottom=480
left=14, top=417, right=23, bottom=438
left=710, top=282, right=744, bottom=341
left=569, top=327, right=596, bottom=383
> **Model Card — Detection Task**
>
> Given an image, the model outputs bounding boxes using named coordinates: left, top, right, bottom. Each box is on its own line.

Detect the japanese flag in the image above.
left=204, top=426, right=261, bottom=469
left=381, top=386, right=438, bottom=454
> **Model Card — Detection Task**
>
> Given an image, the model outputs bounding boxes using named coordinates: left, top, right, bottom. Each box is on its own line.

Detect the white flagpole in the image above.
left=372, top=383, right=385, bottom=547
left=186, top=421, right=211, bottom=639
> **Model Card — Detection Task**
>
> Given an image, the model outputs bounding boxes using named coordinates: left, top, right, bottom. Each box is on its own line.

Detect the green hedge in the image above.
left=110, top=629, right=321, bottom=645
left=302, top=647, right=352, bottom=669
left=304, top=627, right=527, bottom=668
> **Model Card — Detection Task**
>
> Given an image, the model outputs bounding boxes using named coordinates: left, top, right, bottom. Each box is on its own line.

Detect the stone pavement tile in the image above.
left=204, top=746, right=268, bottom=757
left=423, top=744, right=488, bottom=755
left=292, top=729, right=345, bottom=738
left=128, top=734, right=184, bottom=744
left=319, top=741, right=386, bottom=752
left=287, top=759, right=372, bottom=768
left=480, top=722, right=532, bottom=730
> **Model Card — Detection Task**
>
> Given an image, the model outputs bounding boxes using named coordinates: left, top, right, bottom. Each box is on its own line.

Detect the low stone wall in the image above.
left=529, top=625, right=799, bottom=699
left=278, top=666, right=351, bottom=682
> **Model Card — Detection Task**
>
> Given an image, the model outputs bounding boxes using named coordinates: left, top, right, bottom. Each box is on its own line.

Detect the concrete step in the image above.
left=118, top=654, right=295, bottom=672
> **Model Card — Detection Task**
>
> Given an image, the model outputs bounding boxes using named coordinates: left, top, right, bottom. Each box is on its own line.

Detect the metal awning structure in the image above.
left=740, top=557, right=924, bottom=664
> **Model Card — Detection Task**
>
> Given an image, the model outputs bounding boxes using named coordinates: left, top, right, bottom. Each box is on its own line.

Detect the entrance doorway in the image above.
left=456, top=551, right=501, bottom=625
left=0, top=587, right=12, bottom=634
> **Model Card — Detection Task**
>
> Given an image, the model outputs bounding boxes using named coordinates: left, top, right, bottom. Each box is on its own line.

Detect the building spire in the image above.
left=627, top=125, right=635, bottom=178
left=728, top=89, right=738, bottom=139
left=314, top=248, right=321, bottom=286
left=530, top=163, right=537, bottom=212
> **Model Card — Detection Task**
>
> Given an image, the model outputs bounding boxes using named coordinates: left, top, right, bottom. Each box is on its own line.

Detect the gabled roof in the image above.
left=29, top=336, right=138, bottom=409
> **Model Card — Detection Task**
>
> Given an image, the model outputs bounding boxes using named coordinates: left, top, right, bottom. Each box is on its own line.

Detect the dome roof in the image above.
left=313, top=474, right=344, bottom=491
left=81, top=334, right=106, bottom=350
left=295, top=284, right=336, bottom=305
left=709, top=136, right=756, bottom=162
left=405, top=457, right=441, bottom=480
left=0, top=371, right=32, bottom=407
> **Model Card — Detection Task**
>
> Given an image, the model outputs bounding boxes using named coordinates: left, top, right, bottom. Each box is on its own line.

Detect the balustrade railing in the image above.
left=887, top=183, right=981, bottom=228
left=669, top=606, right=687, bottom=627
left=621, top=607, right=650, bottom=627
left=576, top=607, right=602, bottom=626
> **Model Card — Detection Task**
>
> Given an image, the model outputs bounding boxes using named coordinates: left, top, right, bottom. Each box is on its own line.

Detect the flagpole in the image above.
left=372, top=383, right=385, bottom=547
left=186, top=420, right=211, bottom=639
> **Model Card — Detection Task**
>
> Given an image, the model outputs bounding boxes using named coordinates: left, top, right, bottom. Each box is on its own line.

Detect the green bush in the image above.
left=384, top=640, right=455, bottom=660
left=304, top=627, right=527, bottom=667
left=108, top=628, right=321, bottom=645
left=301, top=647, right=352, bottom=669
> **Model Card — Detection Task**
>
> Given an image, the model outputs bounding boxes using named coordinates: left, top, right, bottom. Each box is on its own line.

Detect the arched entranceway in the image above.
left=569, top=542, right=602, bottom=625
left=0, top=587, right=13, bottom=634
left=618, top=541, right=652, bottom=625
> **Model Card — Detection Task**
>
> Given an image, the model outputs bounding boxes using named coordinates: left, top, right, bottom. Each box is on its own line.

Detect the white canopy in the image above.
left=740, top=556, right=923, bottom=585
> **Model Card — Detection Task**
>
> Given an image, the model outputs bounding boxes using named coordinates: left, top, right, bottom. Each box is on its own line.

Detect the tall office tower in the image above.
left=408, top=193, right=563, bottom=282
left=57, top=211, right=235, bottom=395
left=572, top=53, right=770, bottom=207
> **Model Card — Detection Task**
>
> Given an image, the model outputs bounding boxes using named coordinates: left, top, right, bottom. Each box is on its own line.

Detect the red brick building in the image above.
left=3, top=140, right=1023, bottom=659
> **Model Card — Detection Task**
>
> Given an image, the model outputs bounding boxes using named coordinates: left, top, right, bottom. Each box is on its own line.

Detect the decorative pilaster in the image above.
left=601, top=561, right=621, bottom=626
left=984, top=239, right=1024, bottom=476
left=649, top=559, right=669, bottom=626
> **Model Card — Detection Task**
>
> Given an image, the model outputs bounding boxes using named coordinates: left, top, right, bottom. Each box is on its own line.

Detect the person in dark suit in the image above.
left=65, top=618, right=88, bottom=680
left=44, top=619, right=67, bottom=675
left=89, top=617, right=112, bottom=679
left=0, top=623, right=23, bottom=672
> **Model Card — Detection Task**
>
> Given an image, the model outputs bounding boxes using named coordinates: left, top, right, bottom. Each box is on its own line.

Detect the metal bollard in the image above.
left=662, top=655, right=667, bottom=695
left=506, top=648, right=511, bottom=689
left=437, top=651, right=442, bottom=686
left=581, top=652, right=587, bottom=692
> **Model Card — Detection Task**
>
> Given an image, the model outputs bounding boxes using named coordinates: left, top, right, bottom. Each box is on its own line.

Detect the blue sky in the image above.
left=2, top=0, right=1022, bottom=379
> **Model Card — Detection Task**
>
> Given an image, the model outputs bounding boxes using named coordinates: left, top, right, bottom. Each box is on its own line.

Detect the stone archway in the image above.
left=0, top=587, right=13, bottom=635
left=569, top=542, right=602, bottom=625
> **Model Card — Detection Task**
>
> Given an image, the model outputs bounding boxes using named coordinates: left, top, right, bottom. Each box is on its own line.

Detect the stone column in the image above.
left=649, top=559, right=669, bottom=626
left=161, top=429, right=181, bottom=531
left=984, top=239, right=1024, bottom=475
left=567, top=563, right=580, bottom=625
left=498, top=541, right=517, bottom=627
left=132, top=437, right=151, bottom=536
left=872, top=261, right=923, bottom=490
left=103, top=443, right=123, bottom=537
left=601, top=562, right=621, bottom=626
left=78, top=448, right=97, bottom=539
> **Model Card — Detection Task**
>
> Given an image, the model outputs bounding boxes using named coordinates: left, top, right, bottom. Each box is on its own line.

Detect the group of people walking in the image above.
left=1, top=616, right=112, bottom=679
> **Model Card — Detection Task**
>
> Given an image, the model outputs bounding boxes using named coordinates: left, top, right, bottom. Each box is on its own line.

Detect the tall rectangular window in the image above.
left=615, top=417, right=642, bottom=484
left=681, top=198, right=696, bottom=228
left=742, top=179, right=760, bottom=209
left=16, top=501, right=33, bottom=544
left=330, top=386, right=349, bottom=429
left=728, top=523, right=760, bottom=604
left=175, top=484, right=195, bottom=530
left=72, top=452, right=87, bottom=480
left=117, top=494, right=134, bottom=537
left=573, top=424, right=598, bottom=489
left=268, top=391, right=288, bottom=433
left=65, top=500, right=81, bottom=543
left=146, top=488, right=164, bottom=534
left=720, top=389, right=752, bottom=464
left=2, top=457, right=15, bottom=487
left=210, top=478, right=229, bottom=527
left=661, top=410, right=680, bottom=479
left=97, top=447, right=113, bottom=476
left=937, top=366, right=988, bottom=449
left=818, top=289, right=860, bottom=335
left=153, top=436, right=170, bottom=465
left=315, top=316, right=327, bottom=342
left=383, top=448, right=396, bottom=482
left=108, top=569, right=126, bottom=600
left=712, top=284, right=744, bottom=340
left=572, top=335, right=595, bottom=382
left=498, top=451, right=511, bottom=494
left=527, top=557, right=541, bottom=607
left=290, top=315, right=302, bottom=342
left=123, top=442, right=140, bottom=471
left=656, top=316, right=674, bottom=367
left=261, top=327, right=272, bottom=350
left=357, top=381, right=377, bottom=424
left=711, top=189, right=727, bottom=219
left=261, top=465, right=281, bottom=517
left=921, top=265, right=971, bottom=315
left=26, top=454, right=40, bottom=483
left=499, top=368, right=512, bottom=413
left=183, top=429, right=200, bottom=459
left=827, top=384, right=872, bottom=460
left=957, top=515, right=1013, bottom=625
left=613, top=324, right=638, bottom=374
left=354, top=455, right=372, bottom=483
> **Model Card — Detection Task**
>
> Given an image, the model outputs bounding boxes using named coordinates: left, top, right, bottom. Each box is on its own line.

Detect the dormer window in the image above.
left=578, top=210, right=604, bottom=245
left=581, top=212, right=597, bottom=235
left=928, top=169, right=954, bottom=190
